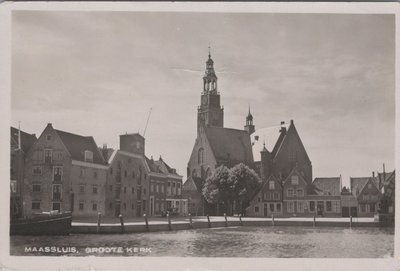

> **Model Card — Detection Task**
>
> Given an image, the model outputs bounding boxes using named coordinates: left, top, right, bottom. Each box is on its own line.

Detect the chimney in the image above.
left=290, top=119, right=294, bottom=125
left=279, top=121, right=286, bottom=133
left=372, top=171, right=375, bottom=178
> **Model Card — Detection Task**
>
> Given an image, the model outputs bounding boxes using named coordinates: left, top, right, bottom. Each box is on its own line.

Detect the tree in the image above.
left=230, top=163, right=262, bottom=215
left=202, top=165, right=233, bottom=215
left=202, top=163, right=262, bottom=216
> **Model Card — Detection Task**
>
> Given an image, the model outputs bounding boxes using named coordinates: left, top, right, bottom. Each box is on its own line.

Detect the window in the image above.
left=258, top=197, right=261, bottom=203
left=80, top=168, right=85, bottom=177
left=84, top=150, right=93, bottom=163
left=297, top=189, right=304, bottom=197
left=32, top=202, right=41, bottom=210
left=46, top=134, right=52, bottom=141
left=79, top=184, right=85, bottom=193
left=53, top=151, right=63, bottom=161
left=276, top=203, right=281, bottom=212
left=255, top=206, right=259, bottom=213
left=333, top=201, right=340, bottom=212
left=198, top=148, right=204, bottom=164
left=143, top=200, right=146, bottom=211
left=326, top=201, right=332, bottom=212
left=161, top=185, right=164, bottom=193
left=309, top=201, right=315, bottom=212
left=270, top=203, right=275, bottom=212
left=92, top=203, right=97, bottom=211
left=52, top=202, right=61, bottom=212
left=79, top=201, right=84, bottom=211
left=151, top=184, right=154, bottom=192
left=92, top=185, right=98, bottom=194
left=52, top=184, right=62, bottom=200
left=297, top=201, right=304, bottom=213
left=269, top=181, right=275, bottom=190
left=273, top=192, right=279, bottom=200
left=360, top=204, right=366, bottom=213
left=288, top=202, right=295, bottom=213
left=287, top=189, right=294, bottom=197
left=288, top=150, right=296, bottom=162
left=33, top=166, right=42, bottom=175
left=156, top=184, right=159, bottom=193
left=33, top=150, right=44, bottom=161
left=10, top=180, right=17, bottom=193
left=291, top=176, right=299, bottom=185
left=32, top=184, right=41, bottom=192
left=53, top=166, right=63, bottom=182
left=369, top=203, right=375, bottom=213
left=44, top=149, right=52, bottom=163
left=93, top=171, right=98, bottom=179
left=368, top=183, right=372, bottom=189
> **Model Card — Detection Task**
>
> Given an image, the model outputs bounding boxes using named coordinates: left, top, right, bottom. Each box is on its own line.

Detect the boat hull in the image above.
left=10, top=213, right=72, bottom=236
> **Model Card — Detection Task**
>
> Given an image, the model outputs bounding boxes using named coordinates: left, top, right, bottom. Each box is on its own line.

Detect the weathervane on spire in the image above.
left=208, top=44, right=211, bottom=58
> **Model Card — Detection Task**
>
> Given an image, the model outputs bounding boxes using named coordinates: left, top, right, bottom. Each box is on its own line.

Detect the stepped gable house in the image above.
left=23, top=123, right=108, bottom=218
left=10, top=126, right=37, bottom=218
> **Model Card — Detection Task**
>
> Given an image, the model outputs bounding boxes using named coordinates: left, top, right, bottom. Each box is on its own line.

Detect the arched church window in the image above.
left=198, top=148, right=204, bottom=165
left=192, top=169, right=197, bottom=178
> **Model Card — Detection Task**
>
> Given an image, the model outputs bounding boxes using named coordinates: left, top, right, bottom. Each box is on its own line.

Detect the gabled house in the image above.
left=308, top=177, right=341, bottom=217
left=182, top=176, right=205, bottom=216
left=379, top=170, right=395, bottom=215
left=282, top=167, right=310, bottom=216
left=350, top=174, right=381, bottom=217
left=23, top=123, right=108, bottom=217
left=246, top=174, right=283, bottom=217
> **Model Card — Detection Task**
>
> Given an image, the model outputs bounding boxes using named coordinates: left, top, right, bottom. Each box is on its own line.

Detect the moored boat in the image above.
left=10, top=211, right=72, bottom=235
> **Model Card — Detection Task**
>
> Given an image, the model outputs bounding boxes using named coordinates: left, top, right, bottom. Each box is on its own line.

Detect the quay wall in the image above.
left=71, top=218, right=391, bottom=234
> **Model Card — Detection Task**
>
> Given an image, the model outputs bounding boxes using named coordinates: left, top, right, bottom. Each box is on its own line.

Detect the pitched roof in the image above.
left=10, top=127, right=37, bottom=153
left=145, top=156, right=179, bottom=176
left=251, top=123, right=289, bottom=161
left=312, top=177, right=341, bottom=196
left=350, top=176, right=379, bottom=197
left=204, top=126, right=253, bottom=165
left=185, top=176, right=204, bottom=193
left=54, top=129, right=106, bottom=165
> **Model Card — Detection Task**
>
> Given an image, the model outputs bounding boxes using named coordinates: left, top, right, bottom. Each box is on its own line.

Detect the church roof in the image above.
left=205, top=126, right=253, bottom=165
left=55, top=129, right=106, bottom=165
left=311, top=177, right=341, bottom=196
left=10, top=126, right=37, bottom=154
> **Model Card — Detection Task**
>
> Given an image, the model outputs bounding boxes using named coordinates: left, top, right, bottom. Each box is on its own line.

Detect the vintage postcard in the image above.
left=0, top=2, right=399, bottom=271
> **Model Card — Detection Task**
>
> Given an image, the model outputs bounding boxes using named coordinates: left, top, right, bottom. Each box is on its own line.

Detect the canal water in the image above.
left=10, top=226, right=394, bottom=258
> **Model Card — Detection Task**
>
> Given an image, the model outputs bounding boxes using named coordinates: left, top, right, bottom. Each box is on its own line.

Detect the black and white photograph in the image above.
left=1, top=2, right=398, bottom=270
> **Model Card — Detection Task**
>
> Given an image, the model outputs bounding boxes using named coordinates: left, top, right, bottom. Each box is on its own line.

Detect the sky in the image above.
left=11, top=11, right=395, bottom=187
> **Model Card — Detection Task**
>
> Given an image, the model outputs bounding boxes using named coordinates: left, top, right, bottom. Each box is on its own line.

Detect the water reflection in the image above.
left=10, top=226, right=394, bottom=258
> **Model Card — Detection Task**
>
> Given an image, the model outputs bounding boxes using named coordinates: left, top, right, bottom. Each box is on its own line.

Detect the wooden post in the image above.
left=272, top=214, right=275, bottom=226
left=313, top=216, right=316, bottom=227
left=189, top=213, right=193, bottom=228
left=207, top=214, right=211, bottom=228
left=144, top=213, right=149, bottom=231
left=119, top=214, right=125, bottom=233
left=167, top=213, right=172, bottom=230
left=224, top=213, right=228, bottom=227
left=350, top=216, right=352, bottom=228
left=239, top=214, right=243, bottom=226
left=97, top=212, right=101, bottom=233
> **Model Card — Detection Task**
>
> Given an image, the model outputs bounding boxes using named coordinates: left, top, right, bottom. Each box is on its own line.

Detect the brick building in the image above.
left=350, top=174, right=381, bottom=217
left=23, top=123, right=108, bottom=218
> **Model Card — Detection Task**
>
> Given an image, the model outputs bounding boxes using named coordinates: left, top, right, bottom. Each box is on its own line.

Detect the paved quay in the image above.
left=71, top=216, right=384, bottom=234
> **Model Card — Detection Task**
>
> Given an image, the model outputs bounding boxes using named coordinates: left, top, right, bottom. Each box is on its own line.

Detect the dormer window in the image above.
left=291, top=175, right=299, bottom=185
left=84, top=150, right=93, bottom=163
left=269, top=181, right=275, bottom=190
left=46, top=134, right=52, bottom=141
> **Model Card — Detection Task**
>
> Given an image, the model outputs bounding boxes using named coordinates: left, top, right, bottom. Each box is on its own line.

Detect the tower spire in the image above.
left=208, top=45, right=211, bottom=59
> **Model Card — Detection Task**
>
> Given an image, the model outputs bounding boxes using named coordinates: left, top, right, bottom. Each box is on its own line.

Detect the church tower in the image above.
left=197, top=48, right=224, bottom=134
left=244, top=105, right=255, bottom=135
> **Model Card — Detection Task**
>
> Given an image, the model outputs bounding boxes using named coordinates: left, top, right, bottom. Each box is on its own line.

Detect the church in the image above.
left=182, top=51, right=312, bottom=216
